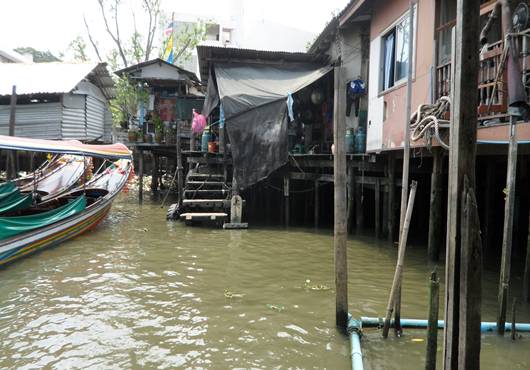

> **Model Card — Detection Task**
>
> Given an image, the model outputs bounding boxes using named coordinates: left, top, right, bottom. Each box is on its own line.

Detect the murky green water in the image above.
left=0, top=194, right=528, bottom=369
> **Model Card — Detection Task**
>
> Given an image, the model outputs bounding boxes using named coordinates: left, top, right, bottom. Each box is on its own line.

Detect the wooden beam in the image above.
left=333, top=63, right=349, bottom=331
left=443, top=0, right=481, bottom=367
left=428, top=148, right=444, bottom=261
left=426, top=269, right=440, bottom=370
left=497, top=115, right=518, bottom=335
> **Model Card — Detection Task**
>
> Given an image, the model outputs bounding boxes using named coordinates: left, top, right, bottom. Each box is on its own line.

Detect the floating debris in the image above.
left=267, top=304, right=285, bottom=312
left=224, top=289, right=244, bottom=299
left=303, top=279, right=331, bottom=291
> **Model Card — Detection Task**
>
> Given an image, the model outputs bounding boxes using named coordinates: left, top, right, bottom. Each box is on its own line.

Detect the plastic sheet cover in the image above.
left=214, top=63, right=332, bottom=188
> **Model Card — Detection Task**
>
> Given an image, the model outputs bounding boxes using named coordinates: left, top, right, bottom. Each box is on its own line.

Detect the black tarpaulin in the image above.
left=214, top=63, right=332, bottom=189
left=201, top=67, right=219, bottom=117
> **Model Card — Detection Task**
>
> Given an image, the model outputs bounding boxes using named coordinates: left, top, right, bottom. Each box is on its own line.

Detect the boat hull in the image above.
left=0, top=200, right=112, bottom=266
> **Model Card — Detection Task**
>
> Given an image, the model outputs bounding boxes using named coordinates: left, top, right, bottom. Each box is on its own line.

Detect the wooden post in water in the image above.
left=284, top=175, right=290, bottom=227
left=176, top=121, right=184, bottom=208
left=382, top=180, right=418, bottom=338
left=347, top=165, right=355, bottom=234
left=7, top=85, right=17, bottom=180
left=511, top=298, right=517, bottom=341
left=426, top=269, right=440, bottom=370
left=388, top=154, right=396, bottom=243
left=314, top=180, right=319, bottom=228
left=375, top=178, right=381, bottom=239
left=333, top=61, right=349, bottom=331
left=444, top=0, right=481, bottom=366
left=151, top=154, right=159, bottom=192
left=428, top=148, right=444, bottom=261
left=482, top=161, right=495, bottom=251
left=138, top=150, right=144, bottom=204
left=497, top=115, right=518, bottom=336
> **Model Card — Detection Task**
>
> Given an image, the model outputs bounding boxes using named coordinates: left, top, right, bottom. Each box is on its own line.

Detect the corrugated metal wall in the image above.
left=0, top=102, right=62, bottom=139
left=86, top=95, right=105, bottom=140
left=103, top=107, right=113, bottom=143
left=62, top=94, right=86, bottom=140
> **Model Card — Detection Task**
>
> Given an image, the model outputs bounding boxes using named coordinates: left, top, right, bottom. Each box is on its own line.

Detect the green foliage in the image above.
left=109, top=76, right=146, bottom=128
left=14, top=47, right=60, bottom=63
left=67, top=36, right=89, bottom=62
left=152, top=112, right=163, bottom=132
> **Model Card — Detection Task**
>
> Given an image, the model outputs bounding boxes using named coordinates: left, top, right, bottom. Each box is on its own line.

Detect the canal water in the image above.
left=0, top=194, right=528, bottom=369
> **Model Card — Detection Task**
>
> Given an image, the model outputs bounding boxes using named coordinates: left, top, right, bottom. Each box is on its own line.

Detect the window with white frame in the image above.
left=381, top=13, right=413, bottom=91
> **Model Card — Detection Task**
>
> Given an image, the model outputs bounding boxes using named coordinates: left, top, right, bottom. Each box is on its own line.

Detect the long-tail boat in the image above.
left=0, top=135, right=132, bottom=266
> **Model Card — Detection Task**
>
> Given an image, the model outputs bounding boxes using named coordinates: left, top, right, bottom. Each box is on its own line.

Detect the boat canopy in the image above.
left=0, top=135, right=131, bottom=159
left=0, top=195, right=86, bottom=240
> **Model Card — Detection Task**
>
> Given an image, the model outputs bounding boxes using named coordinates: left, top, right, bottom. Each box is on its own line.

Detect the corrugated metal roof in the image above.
left=114, top=58, right=200, bottom=82
left=0, top=62, right=115, bottom=99
left=196, top=45, right=328, bottom=83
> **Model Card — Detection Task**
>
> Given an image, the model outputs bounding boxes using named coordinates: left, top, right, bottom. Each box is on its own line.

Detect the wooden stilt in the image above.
left=498, top=115, right=519, bottom=336
left=151, top=154, right=160, bottom=191
left=382, top=180, right=418, bottom=338
left=428, top=148, right=444, bottom=261
left=511, top=298, right=517, bottom=341
left=444, top=1, right=482, bottom=366
left=388, top=154, right=396, bottom=244
left=482, top=160, right=495, bottom=251
left=176, top=121, right=184, bottom=208
left=426, top=269, right=440, bottom=370
left=375, top=178, right=381, bottom=239
left=347, top=166, right=355, bottom=234
left=333, top=62, right=349, bottom=331
left=524, top=215, right=530, bottom=303
left=314, top=180, right=320, bottom=228
left=355, top=182, right=364, bottom=234
left=284, top=175, right=290, bottom=227
left=138, top=149, right=144, bottom=204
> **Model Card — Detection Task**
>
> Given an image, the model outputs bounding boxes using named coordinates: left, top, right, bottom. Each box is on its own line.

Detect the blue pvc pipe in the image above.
left=360, top=316, right=530, bottom=333
left=348, top=318, right=364, bottom=370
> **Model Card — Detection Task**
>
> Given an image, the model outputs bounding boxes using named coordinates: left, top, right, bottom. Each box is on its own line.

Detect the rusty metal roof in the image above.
left=196, top=45, right=329, bottom=83
left=0, top=62, right=115, bottom=99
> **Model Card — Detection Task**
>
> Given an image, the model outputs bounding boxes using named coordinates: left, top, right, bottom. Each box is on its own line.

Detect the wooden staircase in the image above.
left=167, top=170, right=232, bottom=226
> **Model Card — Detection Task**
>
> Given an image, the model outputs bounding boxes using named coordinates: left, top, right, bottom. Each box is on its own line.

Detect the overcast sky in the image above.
left=0, top=0, right=349, bottom=60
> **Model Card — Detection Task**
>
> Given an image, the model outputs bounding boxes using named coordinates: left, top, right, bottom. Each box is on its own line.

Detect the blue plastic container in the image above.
left=201, top=132, right=211, bottom=152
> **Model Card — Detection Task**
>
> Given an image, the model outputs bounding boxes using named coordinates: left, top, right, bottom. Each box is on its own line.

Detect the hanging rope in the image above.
left=409, top=96, right=451, bottom=150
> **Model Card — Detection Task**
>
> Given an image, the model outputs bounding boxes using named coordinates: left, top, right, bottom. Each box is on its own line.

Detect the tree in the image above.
left=67, top=36, right=89, bottom=62
left=14, top=47, right=60, bottom=63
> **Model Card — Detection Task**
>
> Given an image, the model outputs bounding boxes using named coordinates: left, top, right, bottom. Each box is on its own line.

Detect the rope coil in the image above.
left=409, top=96, right=451, bottom=150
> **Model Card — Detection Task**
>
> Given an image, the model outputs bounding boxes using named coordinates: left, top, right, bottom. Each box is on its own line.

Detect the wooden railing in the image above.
left=436, top=40, right=508, bottom=123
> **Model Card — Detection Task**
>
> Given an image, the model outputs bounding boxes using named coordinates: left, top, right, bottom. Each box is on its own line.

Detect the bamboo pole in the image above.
left=497, top=115, right=518, bottom=336
left=426, top=269, right=440, bottom=370
left=382, top=180, right=418, bottom=338
left=333, top=61, right=349, bottom=331
left=443, top=0, right=481, bottom=367
left=395, top=1, right=416, bottom=332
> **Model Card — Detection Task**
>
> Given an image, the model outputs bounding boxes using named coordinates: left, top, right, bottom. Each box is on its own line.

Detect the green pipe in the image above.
left=360, top=316, right=530, bottom=332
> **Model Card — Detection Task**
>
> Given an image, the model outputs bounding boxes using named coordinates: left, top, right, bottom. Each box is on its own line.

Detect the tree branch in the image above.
left=97, top=0, right=128, bottom=67
left=83, top=15, right=103, bottom=62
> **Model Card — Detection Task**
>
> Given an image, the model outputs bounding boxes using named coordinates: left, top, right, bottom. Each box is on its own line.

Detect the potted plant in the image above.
left=153, top=114, right=164, bottom=144
left=128, top=125, right=139, bottom=142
